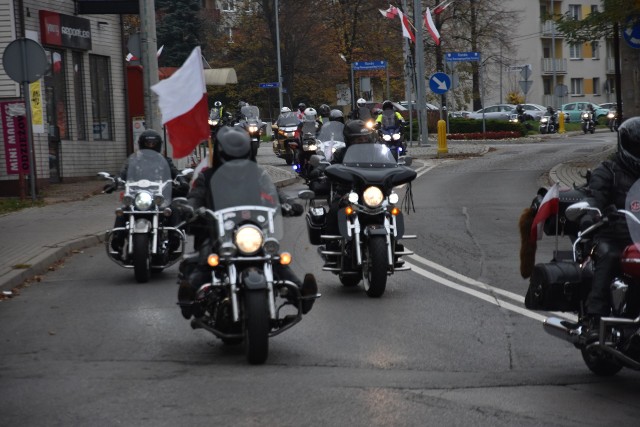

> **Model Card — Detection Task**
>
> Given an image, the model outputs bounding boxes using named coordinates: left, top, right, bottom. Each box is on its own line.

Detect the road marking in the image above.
left=405, top=253, right=578, bottom=323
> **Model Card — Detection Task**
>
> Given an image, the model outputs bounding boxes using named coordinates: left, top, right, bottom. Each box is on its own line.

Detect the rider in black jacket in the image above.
left=582, top=117, right=640, bottom=331
left=177, top=126, right=317, bottom=318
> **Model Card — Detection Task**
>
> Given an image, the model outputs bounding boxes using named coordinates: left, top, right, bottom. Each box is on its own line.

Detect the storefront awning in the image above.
left=203, top=68, right=237, bottom=86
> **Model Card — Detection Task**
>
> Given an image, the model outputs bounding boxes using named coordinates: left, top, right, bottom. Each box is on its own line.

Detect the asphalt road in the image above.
left=1, top=134, right=639, bottom=426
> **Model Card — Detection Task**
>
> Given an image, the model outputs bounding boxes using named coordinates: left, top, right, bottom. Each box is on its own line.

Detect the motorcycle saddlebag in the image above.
left=306, top=206, right=326, bottom=245
left=543, top=188, right=588, bottom=237
left=524, top=262, right=590, bottom=311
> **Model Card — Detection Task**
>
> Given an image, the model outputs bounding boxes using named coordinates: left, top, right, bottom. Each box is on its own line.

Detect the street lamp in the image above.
left=275, top=0, right=283, bottom=110
left=339, top=54, right=355, bottom=111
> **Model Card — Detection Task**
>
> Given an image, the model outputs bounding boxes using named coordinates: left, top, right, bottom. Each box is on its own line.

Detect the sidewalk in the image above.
left=0, top=133, right=607, bottom=295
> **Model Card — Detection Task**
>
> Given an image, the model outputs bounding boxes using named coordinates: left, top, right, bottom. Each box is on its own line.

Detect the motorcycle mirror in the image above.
left=179, top=168, right=194, bottom=177
left=399, top=156, right=413, bottom=166
left=97, top=172, right=111, bottom=179
left=565, top=201, right=592, bottom=222
left=298, top=189, right=315, bottom=200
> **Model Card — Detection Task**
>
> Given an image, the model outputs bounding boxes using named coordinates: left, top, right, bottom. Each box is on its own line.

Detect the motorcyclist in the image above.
left=375, top=100, right=405, bottom=130
left=328, top=109, right=344, bottom=124
left=580, top=117, right=640, bottom=333
left=235, top=101, right=248, bottom=123
left=105, top=129, right=189, bottom=255
left=295, top=102, right=307, bottom=121
left=177, top=126, right=316, bottom=318
left=349, top=98, right=372, bottom=121
left=318, top=104, right=331, bottom=123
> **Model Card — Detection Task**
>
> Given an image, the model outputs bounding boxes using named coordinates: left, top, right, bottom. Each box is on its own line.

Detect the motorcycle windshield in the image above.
left=209, top=108, right=221, bottom=120
left=342, top=143, right=398, bottom=168
left=208, top=159, right=283, bottom=240
left=241, top=105, right=260, bottom=120
left=625, top=180, right=640, bottom=244
left=125, top=149, right=172, bottom=203
left=277, top=112, right=300, bottom=127
left=317, top=122, right=345, bottom=143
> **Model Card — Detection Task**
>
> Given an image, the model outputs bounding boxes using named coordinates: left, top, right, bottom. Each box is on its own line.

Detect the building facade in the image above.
left=0, top=0, right=128, bottom=196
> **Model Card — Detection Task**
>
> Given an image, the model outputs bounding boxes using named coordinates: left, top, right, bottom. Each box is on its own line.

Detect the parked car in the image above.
left=467, top=104, right=516, bottom=120
left=560, top=102, right=609, bottom=123
left=399, top=100, right=439, bottom=111
left=449, top=110, right=472, bottom=118
left=518, top=103, right=547, bottom=121
left=598, top=102, right=617, bottom=110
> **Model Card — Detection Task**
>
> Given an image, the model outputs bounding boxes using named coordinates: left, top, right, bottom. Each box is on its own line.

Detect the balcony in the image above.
left=540, top=20, right=563, bottom=37
left=541, top=58, right=567, bottom=74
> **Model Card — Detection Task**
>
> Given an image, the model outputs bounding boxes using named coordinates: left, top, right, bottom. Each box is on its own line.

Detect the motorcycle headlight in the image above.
left=122, top=194, right=134, bottom=206
left=389, top=192, right=399, bottom=204
left=249, top=125, right=258, bottom=133
left=234, top=225, right=264, bottom=255
left=366, top=120, right=375, bottom=129
left=153, top=194, right=165, bottom=206
left=363, top=186, right=383, bottom=208
left=307, top=144, right=317, bottom=151
left=348, top=192, right=359, bottom=204
left=263, top=237, right=280, bottom=255
left=208, top=119, right=218, bottom=126
left=608, top=112, right=615, bottom=119
left=392, top=133, right=401, bottom=140
left=135, top=191, right=153, bottom=211
left=540, top=117, right=548, bottom=124
left=383, top=134, right=391, bottom=141
left=582, top=112, right=589, bottom=119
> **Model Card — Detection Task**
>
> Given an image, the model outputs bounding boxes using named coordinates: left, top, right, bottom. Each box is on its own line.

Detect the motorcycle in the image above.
left=539, top=112, right=558, bottom=134
left=98, top=149, right=188, bottom=283
left=177, top=159, right=320, bottom=364
left=522, top=181, right=640, bottom=376
left=208, top=107, right=232, bottom=142
left=293, top=119, right=320, bottom=178
left=272, top=111, right=301, bottom=165
left=236, top=105, right=266, bottom=155
left=581, top=110, right=596, bottom=134
left=299, top=143, right=417, bottom=297
left=607, top=109, right=618, bottom=132
left=378, top=125, right=406, bottom=160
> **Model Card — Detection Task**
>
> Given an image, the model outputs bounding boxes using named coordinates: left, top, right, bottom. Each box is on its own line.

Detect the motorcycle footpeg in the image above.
left=320, top=234, right=342, bottom=240
left=322, top=266, right=341, bottom=272
left=395, top=249, right=414, bottom=256
left=320, top=250, right=341, bottom=256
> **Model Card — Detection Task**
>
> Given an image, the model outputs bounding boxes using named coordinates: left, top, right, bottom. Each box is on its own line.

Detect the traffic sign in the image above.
left=2, top=38, right=47, bottom=83
left=519, top=80, right=533, bottom=94
left=259, top=82, right=279, bottom=88
left=445, top=52, right=480, bottom=62
left=429, top=72, right=451, bottom=94
left=623, top=15, right=640, bottom=49
left=352, top=60, right=387, bottom=71
left=520, top=64, right=532, bottom=80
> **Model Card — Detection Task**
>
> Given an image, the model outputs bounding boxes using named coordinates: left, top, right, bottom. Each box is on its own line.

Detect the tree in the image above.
left=156, top=0, right=203, bottom=67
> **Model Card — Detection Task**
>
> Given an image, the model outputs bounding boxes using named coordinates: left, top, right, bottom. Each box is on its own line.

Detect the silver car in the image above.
left=467, top=104, right=516, bottom=120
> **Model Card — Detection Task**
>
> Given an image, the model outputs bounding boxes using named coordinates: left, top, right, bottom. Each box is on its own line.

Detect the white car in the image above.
left=467, top=104, right=516, bottom=120
left=518, top=103, right=548, bottom=121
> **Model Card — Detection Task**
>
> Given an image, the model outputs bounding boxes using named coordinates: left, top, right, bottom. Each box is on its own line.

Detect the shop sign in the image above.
left=1, top=101, right=30, bottom=175
left=39, top=10, right=92, bottom=50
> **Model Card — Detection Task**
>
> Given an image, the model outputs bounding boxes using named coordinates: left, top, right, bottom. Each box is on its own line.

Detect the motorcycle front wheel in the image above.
left=244, top=291, right=269, bottom=365
left=133, top=234, right=151, bottom=283
left=362, top=236, right=388, bottom=298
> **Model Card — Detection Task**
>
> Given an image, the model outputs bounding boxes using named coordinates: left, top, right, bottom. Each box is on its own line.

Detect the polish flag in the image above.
left=397, top=9, right=415, bottom=43
left=434, top=0, right=456, bottom=15
left=125, top=46, right=163, bottom=62
left=424, top=7, right=441, bottom=45
left=379, top=5, right=398, bottom=19
left=151, top=46, right=210, bottom=159
left=530, top=182, right=560, bottom=242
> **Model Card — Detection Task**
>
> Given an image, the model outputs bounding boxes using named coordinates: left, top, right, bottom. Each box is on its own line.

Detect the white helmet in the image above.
left=304, top=107, right=317, bottom=119
left=214, top=100, right=222, bottom=108
left=357, top=98, right=366, bottom=107
left=281, top=106, right=291, bottom=113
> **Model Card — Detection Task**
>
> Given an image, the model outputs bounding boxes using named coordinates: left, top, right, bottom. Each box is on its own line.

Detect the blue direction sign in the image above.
left=623, top=15, right=640, bottom=49
left=429, top=72, right=451, bottom=94
left=352, top=60, right=387, bottom=71
left=445, top=52, right=480, bottom=62
left=259, top=82, right=279, bottom=88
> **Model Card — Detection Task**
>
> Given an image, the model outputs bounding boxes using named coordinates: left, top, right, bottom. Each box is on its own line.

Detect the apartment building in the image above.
left=508, top=0, right=615, bottom=109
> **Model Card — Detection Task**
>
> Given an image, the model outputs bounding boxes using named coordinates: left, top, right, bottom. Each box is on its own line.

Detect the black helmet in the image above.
left=298, top=102, right=306, bottom=111
left=382, top=100, right=394, bottom=111
left=343, top=119, right=374, bottom=147
left=329, top=109, right=344, bottom=123
left=215, top=126, right=252, bottom=164
left=319, top=104, right=331, bottom=117
left=138, top=129, right=163, bottom=152
left=617, top=117, right=640, bottom=171
left=238, top=101, right=247, bottom=109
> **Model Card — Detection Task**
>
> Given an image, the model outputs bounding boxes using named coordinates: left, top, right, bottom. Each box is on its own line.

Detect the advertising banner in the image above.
left=1, top=101, right=30, bottom=175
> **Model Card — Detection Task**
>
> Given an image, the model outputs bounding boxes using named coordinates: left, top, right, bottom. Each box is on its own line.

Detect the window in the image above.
left=606, top=77, right=616, bottom=94
left=569, top=5, right=581, bottom=20
left=591, top=41, right=599, bottom=59
left=593, top=77, right=600, bottom=95
left=221, top=1, right=235, bottom=11
left=591, top=5, right=598, bottom=14
left=543, top=78, right=552, bottom=96
left=72, top=52, right=86, bottom=140
left=44, top=49, right=69, bottom=140
left=569, top=43, right=582, bottom=59
left=571, top=78, right=584, bottom=95
left=225, top=26, right=234, bottom=43
left=89, top=55, right=113, bottom=140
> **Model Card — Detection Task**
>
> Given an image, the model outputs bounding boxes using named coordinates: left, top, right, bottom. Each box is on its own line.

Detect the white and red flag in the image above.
left=434, top=0, right=456, bottom=15
left=396, top=9, right=415, bottom=43
left=379, top=4, right=398, bottom=19
left=424, top=7, right=441, bottom=45
left=530, top=182, right=560, bottom=242
left=151, top=46, right=210, bottom=159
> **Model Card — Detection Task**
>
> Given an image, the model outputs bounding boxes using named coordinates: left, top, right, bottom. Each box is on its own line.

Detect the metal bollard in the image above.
left=437, top=119, right=448, bottom=155
left=558, top=112, right=565, bottom=134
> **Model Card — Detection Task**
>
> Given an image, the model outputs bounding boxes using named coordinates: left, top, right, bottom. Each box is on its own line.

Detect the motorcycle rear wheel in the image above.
left=363, top=236, right=388, bottom=298
left=581, top=336, right=623, bottom=376
left=133, top=234, right=151, bottom=283
left=244, top=291, right=269, bottom=365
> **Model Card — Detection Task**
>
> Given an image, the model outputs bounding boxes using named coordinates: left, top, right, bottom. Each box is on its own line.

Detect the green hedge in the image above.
left=403, top=115, right=527, bottom=140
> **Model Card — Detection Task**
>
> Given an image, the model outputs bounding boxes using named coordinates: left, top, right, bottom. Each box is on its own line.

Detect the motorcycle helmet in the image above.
left=281, top=106, right=291, bottom=113
left=343, top=119, right=374, bottom=147
left=318, top=104, right=331, bottom=117
left=238, top=101, right=247, bottom=109
left=329, top=109, right=344, bottom=123
left=304, top=107, right=317, bottom=120
left=214, top=100, right=222, bottom=108
left=215, top=126, right=252, bottom=164
left=298, top=102, right=306, bottom=111
left=137, top=129, right=163, bottom=153
left=617, top=117, right=640, bottom=171
left=382, top=100, right=394, bottom=111
left=357, top=98, right=366, bottom=108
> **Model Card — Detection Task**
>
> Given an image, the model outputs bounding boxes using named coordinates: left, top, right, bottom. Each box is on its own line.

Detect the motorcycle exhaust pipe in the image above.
left=543, top=317, right=581, bottom=345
